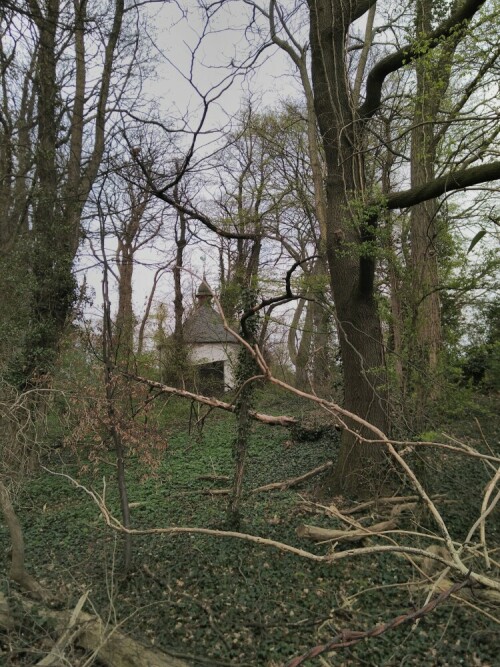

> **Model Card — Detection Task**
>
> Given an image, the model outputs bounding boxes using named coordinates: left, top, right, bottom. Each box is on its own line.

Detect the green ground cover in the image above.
left=2, top=392, right=499, bottom=666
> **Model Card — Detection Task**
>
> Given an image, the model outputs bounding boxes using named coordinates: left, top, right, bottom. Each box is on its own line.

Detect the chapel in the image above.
left=183, top=279, right=240, bottom=392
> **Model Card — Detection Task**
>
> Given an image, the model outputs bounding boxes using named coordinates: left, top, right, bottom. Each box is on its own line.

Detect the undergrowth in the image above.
left=1, top=392, right=499, bottom=666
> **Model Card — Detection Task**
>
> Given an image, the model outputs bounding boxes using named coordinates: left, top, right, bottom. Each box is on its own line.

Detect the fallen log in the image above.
left=18, top=596, right=191, bottom=667
left=297, top=519, right=398, bottom=543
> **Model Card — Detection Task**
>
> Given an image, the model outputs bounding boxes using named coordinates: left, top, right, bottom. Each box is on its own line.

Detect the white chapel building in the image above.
left=183, top=279, right=240, bottom=391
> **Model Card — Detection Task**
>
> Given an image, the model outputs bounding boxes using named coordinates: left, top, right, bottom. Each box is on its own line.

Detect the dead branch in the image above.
left=125, top=373, right=298, bottom=427
left=201, top=488, right=231, bottom=495
left=250, top=461, right=333, bottom=493
left=36, top=592, right=89, bottom=666
left=182, top=463, right=334, bottom=496
left=430, top=578, right=500, bottom=605
left=285, top=576, right=471, bottom=667
left=197, top=474, right=230, bottom=482
left=340, top=494, right=441, bottom=515
left=297, top=520, right=398, bottom=544
left=478, top=466, right=500, bottom=569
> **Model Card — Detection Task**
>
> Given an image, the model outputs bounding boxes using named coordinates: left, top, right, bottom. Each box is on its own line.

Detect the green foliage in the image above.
left=461, top=303, right=500, bottom=391
left=158, top=335, right=193, bottom=388
left=10, top=390, right=500, bottom=666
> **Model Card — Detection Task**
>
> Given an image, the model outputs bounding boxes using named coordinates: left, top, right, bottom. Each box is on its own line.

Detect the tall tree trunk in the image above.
left=388, top=259, right=405, bottom=396
left=295, top=297, right=315, bottom=390
left=102, top=244, right=132, bottom=572
left=311, top=297, right=332, bottom=394
left=226, top=291, right=260, bottom=529
left=115, top=243, right=135, bottom=369
left=309, top=0, right=389, bottom=498
left=409, top=0, right=457, bottom=428
left=17, top=0, right=124, bottom=387
left=25, top=0, right=74, bottom=386
left=173, top=182, right=187, bottom=345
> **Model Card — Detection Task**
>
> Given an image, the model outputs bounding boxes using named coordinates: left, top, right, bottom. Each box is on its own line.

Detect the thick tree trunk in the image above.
left=311, top=258, right=332, bottom=395
left=308, top=0, right=389, bottom=498
left=388, top=261, right=406, bottom=396
left=327, top=271, right=389, bottom=497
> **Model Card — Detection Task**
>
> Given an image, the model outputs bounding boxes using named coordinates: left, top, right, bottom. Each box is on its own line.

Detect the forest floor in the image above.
left=1, top=388, right=499, bottom=666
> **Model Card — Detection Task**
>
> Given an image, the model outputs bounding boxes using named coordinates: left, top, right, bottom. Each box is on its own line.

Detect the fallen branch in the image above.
left=196, top=463, right=334, bottom=496
left=426, top=578, right=500, bottom=605
left=478, top=466, right=500, bottom=569
left=197, top=474, right=230, bottom=482
left=201, top=488, right=231, bottom=495
left=341, top=494, right=444, bottom=515
left=251, top=461, right=333, bottom=493
left=297, top=519, right=398, bottom=544
left=36, top=592, right=89, bottom=666
left=285, top=576, right=471, bottom=667
left=125, top=373, right=298, bottom=427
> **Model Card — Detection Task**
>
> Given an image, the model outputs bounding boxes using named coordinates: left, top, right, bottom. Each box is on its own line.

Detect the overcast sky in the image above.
left=80, top=1, right=306, bottom=329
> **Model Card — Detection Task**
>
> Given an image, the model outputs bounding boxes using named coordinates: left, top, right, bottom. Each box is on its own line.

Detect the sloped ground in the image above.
left=1, top=391, right=499, bottom=666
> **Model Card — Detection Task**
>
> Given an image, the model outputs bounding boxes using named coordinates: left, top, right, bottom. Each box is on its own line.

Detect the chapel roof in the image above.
left=183, top=279, right=239, bottom=345
left=183, top=303, right=239, bottom=345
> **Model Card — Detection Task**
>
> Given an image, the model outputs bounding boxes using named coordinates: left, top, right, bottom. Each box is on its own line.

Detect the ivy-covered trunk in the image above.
left=226, top=286, right=260, bottom=528
left=11, top=0, right=125, bottom=387
left=23, top=0, right=76, bottom=386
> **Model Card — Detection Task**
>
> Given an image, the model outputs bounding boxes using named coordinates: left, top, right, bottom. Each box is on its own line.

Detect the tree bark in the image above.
left=408, top=0, right=457, bottom=426
left=295, top=298, right=314, bottom=390
left=308, top=0, right=389, bottom=498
